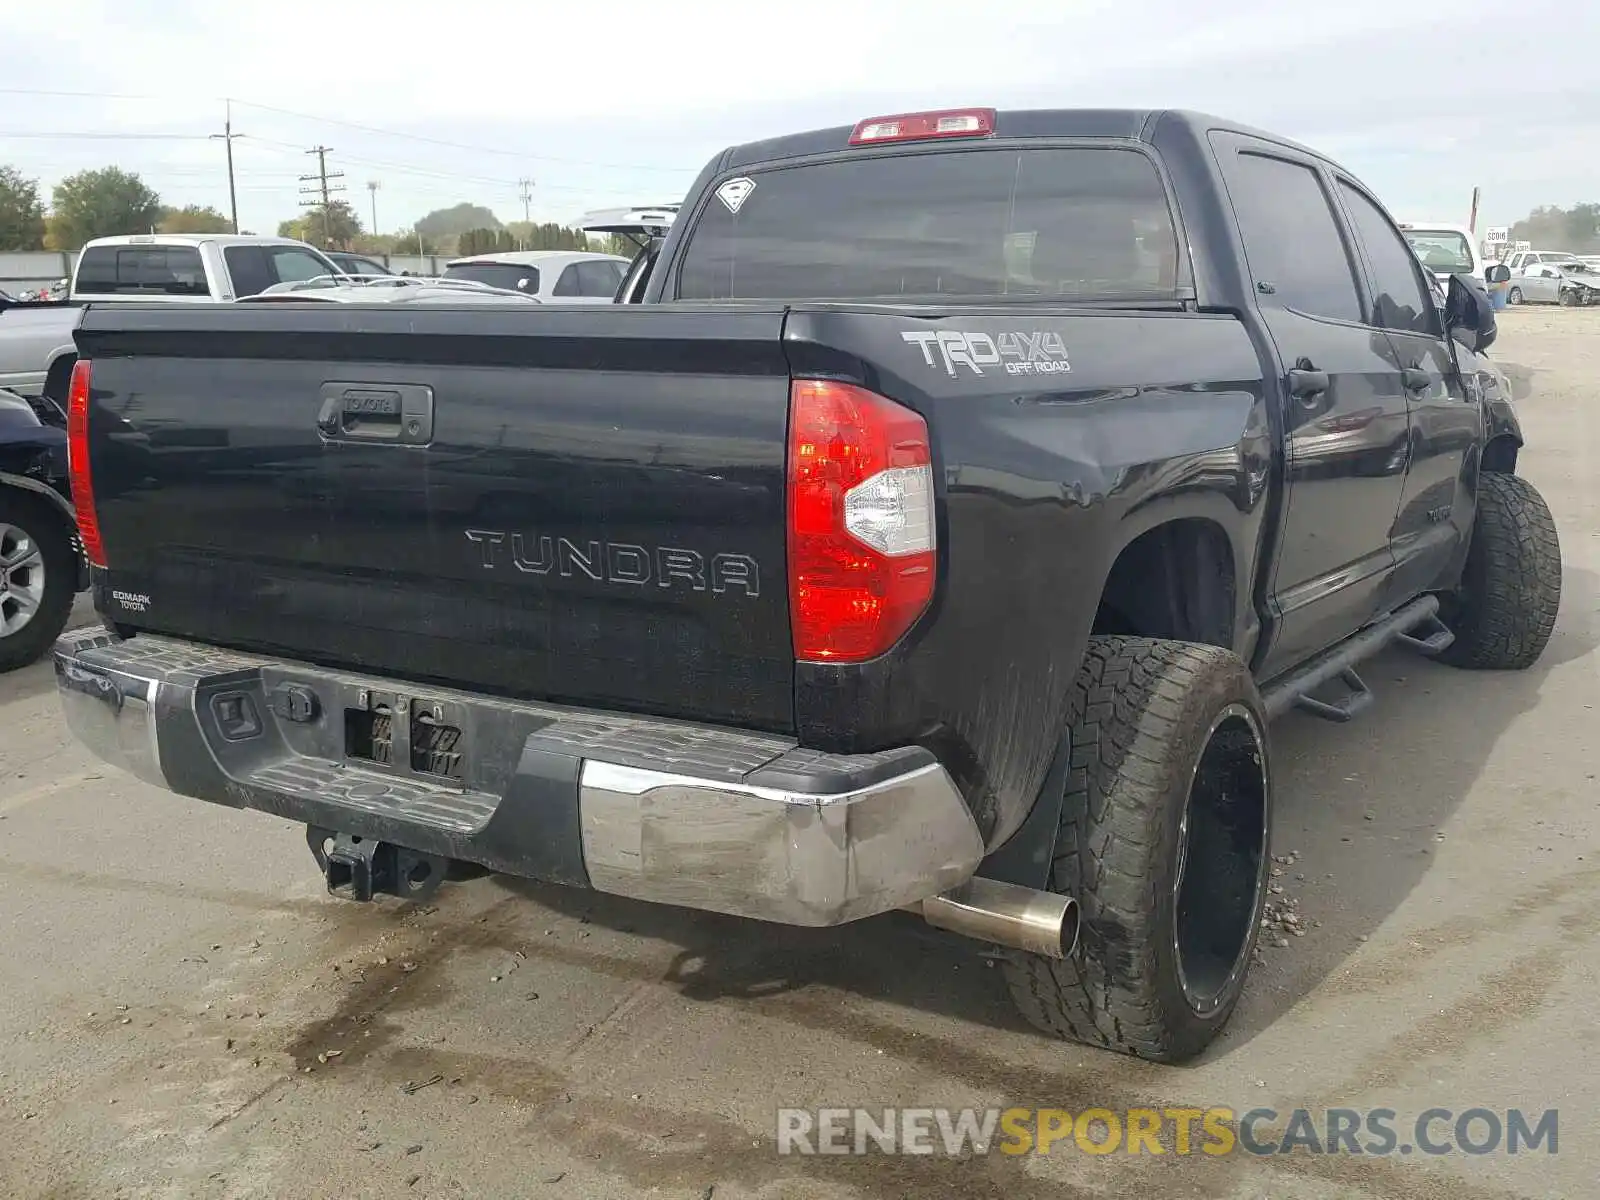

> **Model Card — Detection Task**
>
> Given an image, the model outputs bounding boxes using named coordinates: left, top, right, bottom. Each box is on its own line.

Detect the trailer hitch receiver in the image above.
left=306, top=826, right=449, bottom=903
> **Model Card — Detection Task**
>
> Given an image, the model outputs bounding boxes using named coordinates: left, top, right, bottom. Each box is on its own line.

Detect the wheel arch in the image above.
left=0, top=473, right=86, bottom=592
left=979, top=509, right=1250, bottom=891
left=43, top=350, right=79, bottom=404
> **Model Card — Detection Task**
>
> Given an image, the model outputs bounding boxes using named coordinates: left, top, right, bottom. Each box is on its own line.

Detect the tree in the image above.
left=591, top=233, right=641, bottom=259
left=0, top=166, right=46, bottom=251
left=50, top=167, right=162, bottom=251
left=158, top=204, right=231, bottom=235
left=416, top=203, right=502, bottom=241
left=457, top=228, right=517, bottom=256
left=1509, top=203, right=1600, bottom=254
left=277, top=200, right=362, bottom=249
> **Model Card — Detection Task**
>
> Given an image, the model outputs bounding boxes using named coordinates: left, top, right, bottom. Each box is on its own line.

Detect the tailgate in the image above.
left=74, top=303, right=795, bottom=731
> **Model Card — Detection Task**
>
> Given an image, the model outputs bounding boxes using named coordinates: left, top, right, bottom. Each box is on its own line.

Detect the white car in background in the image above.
left=1398, top=222, right=1486, bottom=287
left=440, top=250, right=631, bottom=304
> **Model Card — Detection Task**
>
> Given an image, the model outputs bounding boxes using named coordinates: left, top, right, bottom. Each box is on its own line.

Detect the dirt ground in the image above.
left=1, top=308, right=1595, bottom=1200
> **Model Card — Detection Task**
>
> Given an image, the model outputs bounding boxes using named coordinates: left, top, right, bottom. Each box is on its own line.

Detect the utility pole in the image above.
left=518, top=177, right=534, bottom=247
left=209, top=99, right=242, bottom=233
left=366, top=180, right=381, bottom=236
left=299, top=146, right=346, bottom=248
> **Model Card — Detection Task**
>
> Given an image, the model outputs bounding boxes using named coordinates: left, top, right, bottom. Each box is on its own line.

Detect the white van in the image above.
left=1397, top=222, right=1486, bottom=286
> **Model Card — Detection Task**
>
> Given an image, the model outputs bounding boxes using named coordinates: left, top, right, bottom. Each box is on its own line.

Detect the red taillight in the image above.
left=65, top=359, right=106, bottom=568
left=848, top=108, right=996, bottom=146
left=787, top=380, right=936, bottom=663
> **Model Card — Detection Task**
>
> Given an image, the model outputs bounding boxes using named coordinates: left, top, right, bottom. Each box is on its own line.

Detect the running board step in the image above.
left=1294, top=667, right=1374, bottom=723
left=1393, top=612, right=1455, bottom=656
left=1261, top=595, right=1441, bottom=722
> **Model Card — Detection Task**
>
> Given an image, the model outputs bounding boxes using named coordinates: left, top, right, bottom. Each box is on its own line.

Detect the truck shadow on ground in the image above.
left=495, top=561, right=1600, bottom=1065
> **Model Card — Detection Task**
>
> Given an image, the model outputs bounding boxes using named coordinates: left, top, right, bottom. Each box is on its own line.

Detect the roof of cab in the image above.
left=79, top=233, right=322, bottom=249
left=717, top=108, right=1328, bottom=170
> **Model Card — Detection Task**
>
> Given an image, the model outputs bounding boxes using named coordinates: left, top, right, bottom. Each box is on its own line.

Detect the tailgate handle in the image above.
left=317, top=383, right=434, bottom=445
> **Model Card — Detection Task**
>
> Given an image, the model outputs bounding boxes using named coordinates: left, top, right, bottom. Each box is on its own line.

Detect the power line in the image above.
left=0, top=131, right=211, bottom=141
left=0, top=87, right=697, bottom=174
left=229, top=98, right=695, bottom=173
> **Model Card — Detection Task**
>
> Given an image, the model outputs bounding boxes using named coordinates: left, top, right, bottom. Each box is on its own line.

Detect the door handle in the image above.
left=1287, top=368, right=1330, bottom=400
left=316, top=383, right=434, bottom=445
left=1401, top=367, right=1431, bottom=394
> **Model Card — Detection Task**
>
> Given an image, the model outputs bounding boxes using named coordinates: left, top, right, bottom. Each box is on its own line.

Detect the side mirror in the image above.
left=1446, top=273, right=1497, bottom=353
left=1484, top=263, right=1511, bottom=285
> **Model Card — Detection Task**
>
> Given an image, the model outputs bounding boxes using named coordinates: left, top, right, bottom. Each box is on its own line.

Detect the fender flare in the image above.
left=0, top=469, right=77, bottom=525
left=0, top=471, right=88, bottom=592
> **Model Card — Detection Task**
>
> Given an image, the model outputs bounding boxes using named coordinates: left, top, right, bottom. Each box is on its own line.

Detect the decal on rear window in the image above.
left=715, top=177, right=756, bottom=214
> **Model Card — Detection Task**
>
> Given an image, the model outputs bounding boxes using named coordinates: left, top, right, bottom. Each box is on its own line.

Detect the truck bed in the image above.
left=74, top=298, right=1269, bottom=842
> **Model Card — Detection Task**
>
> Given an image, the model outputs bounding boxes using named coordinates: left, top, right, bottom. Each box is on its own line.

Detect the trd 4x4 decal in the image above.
left=901, top=330, right=1071, bottom=378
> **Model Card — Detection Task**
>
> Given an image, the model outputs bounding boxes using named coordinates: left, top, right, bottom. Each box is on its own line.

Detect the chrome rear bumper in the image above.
left=55, top=627, right=985, bottom=926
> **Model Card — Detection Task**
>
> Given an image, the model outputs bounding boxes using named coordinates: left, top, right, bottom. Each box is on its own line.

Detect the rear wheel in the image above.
left=0, top=490, right=78, bottom=672
left=1438, top=472, right=1561, bottom=670
left=1002, top=636, right=1271, bottom=1063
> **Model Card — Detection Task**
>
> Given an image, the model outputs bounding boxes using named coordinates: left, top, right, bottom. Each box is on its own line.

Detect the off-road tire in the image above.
left=1002, top=636, right=1271, bottom=1064
left=0, top=489, right=78, bottom=672
left=1438, top=472, right=1561, bottom=670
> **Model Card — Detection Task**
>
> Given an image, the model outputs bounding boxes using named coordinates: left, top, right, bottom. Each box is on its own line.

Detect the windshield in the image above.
left=676, top=146, right=1182, bottom=302
left=1403, top=230, right=1475, bottom=273
left=443, top=262, right=541, bottom=293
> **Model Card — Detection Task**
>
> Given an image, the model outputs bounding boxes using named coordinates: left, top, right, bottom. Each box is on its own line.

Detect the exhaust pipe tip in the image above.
left=914, top=877, right=1080, bottom=960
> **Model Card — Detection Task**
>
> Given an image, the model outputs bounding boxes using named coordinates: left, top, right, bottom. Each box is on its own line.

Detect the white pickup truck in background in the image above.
left=1399, top=221, right=1487, bottom=289
left=0, top=233, right=341, bottom=402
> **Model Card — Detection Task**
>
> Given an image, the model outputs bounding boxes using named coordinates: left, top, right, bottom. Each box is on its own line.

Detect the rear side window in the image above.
left=1223, top=152, right=1362, bottom=324
left=579, top=260, right=624, bottom=296
left=75, top=245, right=208, bottom=296
left=553, top=264, right=583, bottom=297
left=443, top=262, right=540, bottom=293
left=267, top=246, right=332, bottom=284
left=677, top=147, right=1181, bottom=301
left=225, top=245, right=334, bottom=297
left=554, top=261, right=624, bottom=298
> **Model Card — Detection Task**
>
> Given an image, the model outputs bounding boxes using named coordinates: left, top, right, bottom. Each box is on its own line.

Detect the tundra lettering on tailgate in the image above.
left=901, top=330, right=1071, bottom=378
left=465, top=529, right=760, bottom=596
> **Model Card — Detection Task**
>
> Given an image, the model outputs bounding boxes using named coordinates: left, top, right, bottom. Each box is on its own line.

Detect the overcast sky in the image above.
left=1, top=0, right=1596, bottom=238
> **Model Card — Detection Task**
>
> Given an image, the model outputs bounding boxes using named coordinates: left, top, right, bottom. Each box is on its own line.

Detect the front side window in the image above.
left=677, top=146, right=1181, bottom=302
left=1337, top=183, right=1436, bottom=336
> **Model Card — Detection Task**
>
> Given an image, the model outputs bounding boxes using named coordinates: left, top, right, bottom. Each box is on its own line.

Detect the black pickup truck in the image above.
left=53, top=108, right=1560, bottom=1063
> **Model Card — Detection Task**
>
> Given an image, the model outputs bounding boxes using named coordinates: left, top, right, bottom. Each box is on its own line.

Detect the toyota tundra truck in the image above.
left=51, top=108, right=1561, bottom=1063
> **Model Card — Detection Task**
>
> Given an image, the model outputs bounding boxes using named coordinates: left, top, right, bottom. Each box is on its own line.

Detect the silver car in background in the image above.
left=1506, top=257, right=1598, bottom=306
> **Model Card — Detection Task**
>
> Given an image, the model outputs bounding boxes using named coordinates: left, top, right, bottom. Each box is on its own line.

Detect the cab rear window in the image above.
left=75, top=245, right=208, bottom=296
left=676, top=146, right=1181, bottom=302
left=443, top=263, right=540, bottom=293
